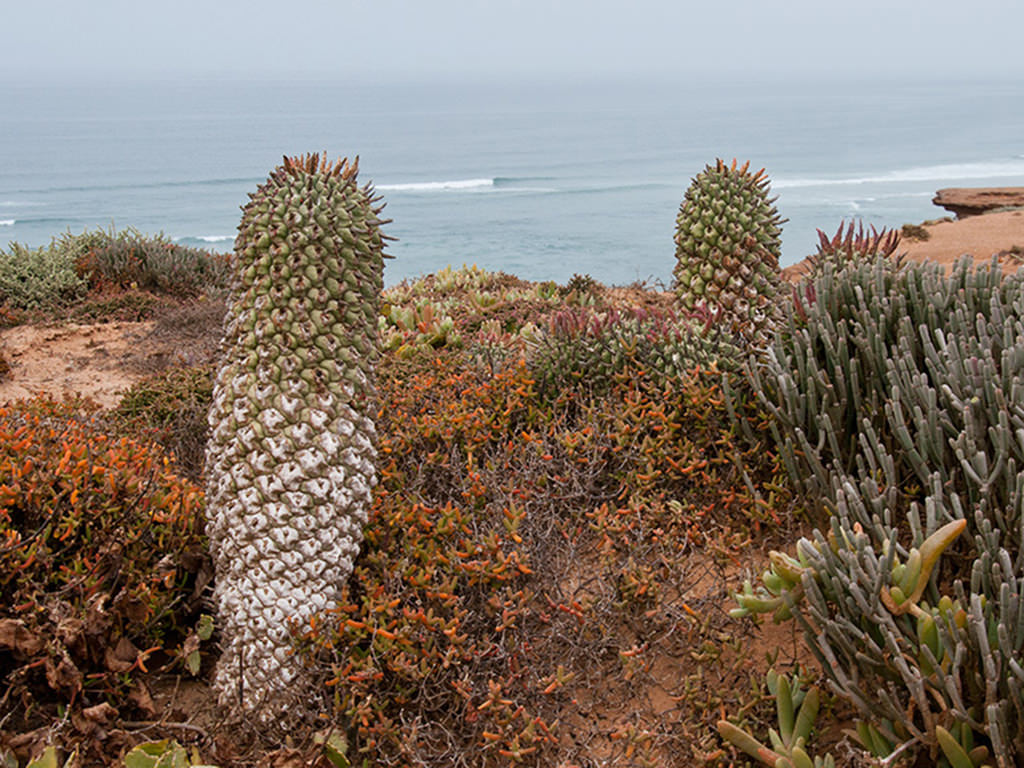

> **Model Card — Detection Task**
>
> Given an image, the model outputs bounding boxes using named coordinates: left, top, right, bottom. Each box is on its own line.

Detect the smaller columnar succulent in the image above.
left=528, top=306, right=745, bottom=398
left=673, top=159, right=784, bottom=340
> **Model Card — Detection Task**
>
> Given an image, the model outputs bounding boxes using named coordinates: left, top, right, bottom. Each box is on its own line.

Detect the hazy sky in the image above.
left=6, top=0, right=1024, bottom=83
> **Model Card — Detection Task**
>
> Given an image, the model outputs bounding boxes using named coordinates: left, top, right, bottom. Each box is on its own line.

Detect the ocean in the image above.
left=2, top=76, right=1023, bottom=287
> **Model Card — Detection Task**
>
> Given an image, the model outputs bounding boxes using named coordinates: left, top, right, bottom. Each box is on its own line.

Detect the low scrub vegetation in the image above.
left=1, top=262, right=800, bottom=767
left=3, top=217, right=1023, bottom=768
left=0, top=228, right=230, bottom=320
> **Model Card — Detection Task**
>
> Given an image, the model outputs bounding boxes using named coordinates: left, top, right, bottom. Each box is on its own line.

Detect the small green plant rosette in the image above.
left=718, top=670, right=834, bottom=767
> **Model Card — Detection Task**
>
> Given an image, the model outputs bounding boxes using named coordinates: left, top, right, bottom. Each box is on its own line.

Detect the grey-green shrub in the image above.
left=736, top=256, right=1024, bottom=767
left=59, top=226, right=232, bottom=297
left=0, top=241, right=86, bottom=309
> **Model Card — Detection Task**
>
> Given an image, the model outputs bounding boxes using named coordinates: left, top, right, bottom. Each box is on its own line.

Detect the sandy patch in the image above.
left=0, top=321, right=155, bottom=408
left=902, top=209, right=1024, bottom=272
left=783, top=208, right=1024, bottom=280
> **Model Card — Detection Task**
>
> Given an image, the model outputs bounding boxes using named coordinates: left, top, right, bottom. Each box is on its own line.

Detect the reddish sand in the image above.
left=900, top=209, right=1023, bottom=272
left=0, top=321, right=157, bottom=408
left=783, top=209, right=1024, bottom=280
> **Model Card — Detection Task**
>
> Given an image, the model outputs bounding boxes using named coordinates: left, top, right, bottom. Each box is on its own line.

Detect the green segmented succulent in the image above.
left=205, top=153, right=388, bottom=719
left=673, top=159, right=784, bottom=340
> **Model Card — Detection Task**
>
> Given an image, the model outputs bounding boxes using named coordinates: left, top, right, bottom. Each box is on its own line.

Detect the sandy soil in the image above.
left=901, top=209, right=1024, bottom=271
left=782, top=208, right=1024, bottom=280
left=0, top=322, right=157, bottom=408
left=2, top=209, right=1022, bottom=410
left=0, top=299, right=225, bottom=409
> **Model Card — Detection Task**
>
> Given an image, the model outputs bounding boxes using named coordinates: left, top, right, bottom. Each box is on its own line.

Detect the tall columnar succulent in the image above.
left=673, top=159, right=784, bottom=339
left=205, top=153, right=388, bottom=719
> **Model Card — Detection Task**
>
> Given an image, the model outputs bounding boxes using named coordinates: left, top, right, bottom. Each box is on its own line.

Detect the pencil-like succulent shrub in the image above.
left=732, top=256, right=1024, bottom=766
left=804, top=220, right=905, bottom=279
left=205, top=153, right=388, bottom=720
left=673, top=159, right=784, bottom=340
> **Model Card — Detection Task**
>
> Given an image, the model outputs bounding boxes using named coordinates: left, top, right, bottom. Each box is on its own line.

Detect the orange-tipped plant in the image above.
left=805, top=220, right=905, bottom=278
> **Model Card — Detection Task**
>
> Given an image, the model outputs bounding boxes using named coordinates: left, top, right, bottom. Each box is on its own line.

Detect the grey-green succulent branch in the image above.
left=673, top=158, right=785, bottom=341
left=205, top=153, right=388, bottom=720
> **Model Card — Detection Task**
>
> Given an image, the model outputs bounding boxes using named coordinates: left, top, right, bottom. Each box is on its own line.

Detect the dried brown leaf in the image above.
left=45, top=651, right=82, bottom=695
left=127, top=680, right=157, bottom=718
left=0, top=619, right=46, bottom=658
left=72, top=701, right=118, bottom=737
left=104, top=636, right=139, bottom=673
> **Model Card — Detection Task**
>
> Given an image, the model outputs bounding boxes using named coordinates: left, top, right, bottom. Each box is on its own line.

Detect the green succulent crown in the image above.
left=673, top=158, right=784, bottom=338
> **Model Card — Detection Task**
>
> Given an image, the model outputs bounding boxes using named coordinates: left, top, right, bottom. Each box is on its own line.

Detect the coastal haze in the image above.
left=3, top=0, right=1024, bottom=285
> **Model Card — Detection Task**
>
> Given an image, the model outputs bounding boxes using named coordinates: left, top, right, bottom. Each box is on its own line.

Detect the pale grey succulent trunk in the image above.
left=205, top=154, right=386, bottom=719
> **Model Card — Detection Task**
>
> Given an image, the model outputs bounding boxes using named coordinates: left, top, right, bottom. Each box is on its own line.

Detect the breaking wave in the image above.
left=174, top=235, right=234, bottom=249
left=377, top=178, right=495, bottom=192
left=774, top=158, right=1024, bottom=189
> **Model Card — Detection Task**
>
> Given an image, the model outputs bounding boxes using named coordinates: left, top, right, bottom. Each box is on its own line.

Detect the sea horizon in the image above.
left=3, top=74, right=1023, bottom=286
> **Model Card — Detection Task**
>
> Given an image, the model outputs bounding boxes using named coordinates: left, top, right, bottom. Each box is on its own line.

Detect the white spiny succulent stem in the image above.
left=206, top=154, right=385, bottom=722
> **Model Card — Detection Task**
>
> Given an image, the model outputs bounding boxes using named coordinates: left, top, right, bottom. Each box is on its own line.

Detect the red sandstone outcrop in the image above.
left=933, top=187, right=1024, bottom=218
